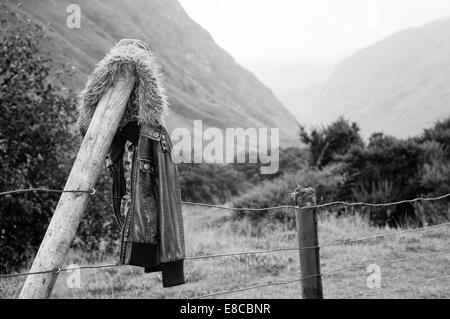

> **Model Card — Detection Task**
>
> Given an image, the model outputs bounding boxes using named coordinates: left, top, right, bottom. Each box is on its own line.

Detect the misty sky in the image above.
left=179, top=0, right=450, bottom=92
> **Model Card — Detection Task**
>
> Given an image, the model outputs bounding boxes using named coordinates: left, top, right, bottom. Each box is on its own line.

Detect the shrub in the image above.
left=339, top=133, right=423, bottom=226
left=298, top=116, right=450, bottom=227
left=300, top=117, right=363, bottom=168
left=342, top=134, right=422, bottom=197
left=0, top=10, right=77, bottom=272
left=177, top=147, right=308, bottom=204
left=231, top=165, right=345, bottom=232
left=0, top=7, right=120, bottom=270
left=178, top=163, right=251, bottom=203
left=421, top=117, right=450, bottom=157
left=419, top=141, right=450, bottom=194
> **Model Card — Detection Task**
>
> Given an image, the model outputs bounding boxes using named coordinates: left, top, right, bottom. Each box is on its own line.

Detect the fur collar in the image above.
left=77, top=39, right=168, bottom=134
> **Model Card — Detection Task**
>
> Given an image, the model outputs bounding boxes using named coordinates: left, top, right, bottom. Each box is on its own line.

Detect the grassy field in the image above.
left=1, top=205, right=449, bottom=299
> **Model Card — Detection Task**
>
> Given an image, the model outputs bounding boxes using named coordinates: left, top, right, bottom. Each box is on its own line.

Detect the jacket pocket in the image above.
left=139, top=159, right=156, bottom=188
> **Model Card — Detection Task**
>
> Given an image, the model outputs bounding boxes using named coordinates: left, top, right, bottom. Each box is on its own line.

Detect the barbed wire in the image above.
left=319, top=221, right=450, bottom=248
left=181, top=202, right=294, bottom=211
left=1, top=187, right=450, bottom=299
left=185, top=221, right=450, bottom=261
left=301, top=193, right=450, bottom=210
left=0, top=268, right=59, bottom=279
left=63, top=264, right=122, bottom=272
left=0, top=263, right=121, bottom=279
left=0, top=188, right=96, bottom=197
left=183, top=193, right=450, bottom=212
left=193, top=249, right=450, bottom=299
left=2, top=220, right=450, bottom=280
left=340, top=274, right=450, bottom=299
left=1, top=187, right=449, bottom=212
left=185, top=248, right=299, bottom=261
left=192, top=276, right=312, bottom=299
left=2, top=249, right=449, bottom=299
left=320, top=249, right=450, bottom=278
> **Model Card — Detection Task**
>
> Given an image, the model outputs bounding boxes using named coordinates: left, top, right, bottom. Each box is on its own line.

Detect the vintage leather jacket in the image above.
left=108, top=121, right=185, bottom=287
left=77, top=39, right=185, bottom=287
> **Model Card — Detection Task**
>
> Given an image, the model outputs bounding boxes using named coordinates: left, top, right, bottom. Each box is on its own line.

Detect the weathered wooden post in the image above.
left=19, top=76, right=135, bottom=299
left=292, top=185, right=323, bottom=299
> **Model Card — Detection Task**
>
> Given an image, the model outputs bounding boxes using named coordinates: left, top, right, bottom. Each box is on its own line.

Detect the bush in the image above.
left=342, top=134, right=422, bottom=198
left=339, top=127, right=450, bottom=226
left=0, top=7, right=120, bottom=270
left=340, top=133, right=424, bottom=226
left=0, top=10, right=77, bottom=272
left=419, top=141, right=450, bottom=194
left=178, top=163, right=251, bottom=204
left=233, top=147, right=309, bottom=183
left=300, top=117, right=363, bottom=168
left=177, top=147, right=308, bottom=204
left=231, top=165, right=345, bottom=232
left=296, top=116, right=450, bottom=227
left=421, top=117, right=450, bottom=157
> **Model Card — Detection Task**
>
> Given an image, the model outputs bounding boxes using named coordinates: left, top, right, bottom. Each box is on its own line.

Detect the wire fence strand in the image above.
left=2, top=187, right=449, bottom=212
left=2, top=221, right=450, bottom=280
left=182, top=193, right=450, bottom=212
left=185, top=248, right=300, bottom=261
left=192, top=277, right=310, bottom=299
left=0, top=263, right=121, bottom=279
left=320, top=249, right=450, bottom=278
left=0, top=269, right=58, bottom=279
left=0, top=188, right=96, bottom=197
left=319, top=221, right=450, bottom=249
left=185, top=221, right=450, bottom=261
left=299, top=193, right=450, bottom=210
left=182, top=202, right=295, bottom=211
left=1, top=187, right=450, bottom=298
left=192, top=249, right=450, bottom=299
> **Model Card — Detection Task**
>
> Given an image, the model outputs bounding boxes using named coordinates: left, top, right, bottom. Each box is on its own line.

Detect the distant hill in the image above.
left=310, top=18, right=450, bottom=137
left=5, top=0, right=299, bottom=146
left=279, top=83, right=325, bottom=128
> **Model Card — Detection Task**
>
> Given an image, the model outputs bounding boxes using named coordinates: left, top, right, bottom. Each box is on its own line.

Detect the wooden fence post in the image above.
left=292, top=185, right=323, bottom=299
left=19, top=76, right=135, bottom=299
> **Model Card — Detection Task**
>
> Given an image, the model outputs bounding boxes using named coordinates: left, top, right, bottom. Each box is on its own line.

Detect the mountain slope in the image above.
left=5, top=0, right=298, bottom=146
left=312, top=18, right=450, bottom=137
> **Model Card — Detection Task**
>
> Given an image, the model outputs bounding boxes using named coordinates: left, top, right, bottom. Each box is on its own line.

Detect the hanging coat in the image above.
left=77, top=39, right=185, bottom=288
